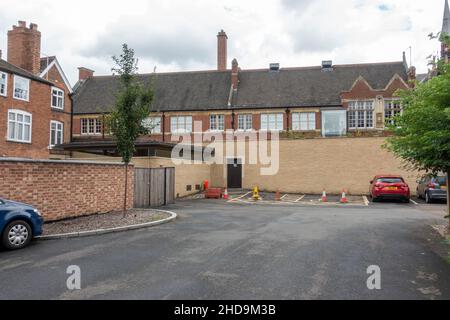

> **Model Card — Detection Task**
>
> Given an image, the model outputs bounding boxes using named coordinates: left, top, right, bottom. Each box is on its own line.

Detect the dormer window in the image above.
left=13, top=75, right=30, bottom=101
left=51, top=87, right=64, bottom=109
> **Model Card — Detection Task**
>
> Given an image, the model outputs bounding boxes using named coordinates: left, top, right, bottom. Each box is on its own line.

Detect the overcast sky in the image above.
left=0, top=0, right=446, bottom=86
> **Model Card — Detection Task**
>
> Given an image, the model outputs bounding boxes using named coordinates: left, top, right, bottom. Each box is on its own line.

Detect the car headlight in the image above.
left=33, top=209, right=42, bottom=216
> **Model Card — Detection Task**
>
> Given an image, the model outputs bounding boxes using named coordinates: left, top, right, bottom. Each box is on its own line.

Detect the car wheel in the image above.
left=1, top=220, right=32, bottom=250
left=372, top=196, right=378, bottom=202
left=425, top=192, right=432, bottom=204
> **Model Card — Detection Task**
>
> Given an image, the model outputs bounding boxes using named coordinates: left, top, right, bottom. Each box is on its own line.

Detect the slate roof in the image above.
left=73, top=61, right=408, bottom=114
left=73, top=70, right=232, bottom=114
left=234, top=62, right=408, bottom=108
left=0, top=59, right=53, bottom=85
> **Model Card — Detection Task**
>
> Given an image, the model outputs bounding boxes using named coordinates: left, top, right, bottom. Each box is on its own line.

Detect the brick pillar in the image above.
left=78, top=67, right=95, bottom=81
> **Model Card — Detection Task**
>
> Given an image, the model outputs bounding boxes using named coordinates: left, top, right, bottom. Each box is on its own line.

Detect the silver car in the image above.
left=416, top=175, right=448, bottom=203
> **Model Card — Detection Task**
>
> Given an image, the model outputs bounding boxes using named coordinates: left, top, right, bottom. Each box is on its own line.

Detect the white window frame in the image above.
left=237, top=114, right=253, bottom=131
left=51, top=87, right=64, bottom=110
left=13, top=75, right=30, bottom=102
left=7, top=109, right=32, bottom=143
left=322, top=110, right=347, bottom=137
left=260, top=113, right=284, bottom=131
left=384, top=99, right=402, bottom=125
left=143, top=116, right=162, bottom=134
left=171, top=116, right=192, bottom=133
left=292, top=112, right=316, bottom=131
left=348, top=100, right=374, bottom=129
left=81, top=118, right=102, bottom=135
left=0, top=72, right=7, bottom=97
left=49, top=120, right=63, bottom=148
left=210, top=114, right=225, bottom=131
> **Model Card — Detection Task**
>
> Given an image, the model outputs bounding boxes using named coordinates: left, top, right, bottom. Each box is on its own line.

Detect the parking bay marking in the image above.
left=410, top=199, right=419, bottom=205
left=295, top=195, right=306, bottom=202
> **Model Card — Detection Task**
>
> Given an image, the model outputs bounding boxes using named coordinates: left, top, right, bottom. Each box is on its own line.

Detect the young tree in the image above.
left=385, top=62, right=450, bottom=226
left=109, top=44, right=154, bottom=217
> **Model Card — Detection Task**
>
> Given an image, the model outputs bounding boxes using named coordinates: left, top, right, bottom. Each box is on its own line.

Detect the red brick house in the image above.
left=0, top=21, right=72, bottom=159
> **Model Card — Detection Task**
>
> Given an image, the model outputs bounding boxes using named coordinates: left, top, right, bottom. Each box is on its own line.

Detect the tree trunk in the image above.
left=447, top=170, right=450, bottom=230
left=123, top=162, right=129, bottom=218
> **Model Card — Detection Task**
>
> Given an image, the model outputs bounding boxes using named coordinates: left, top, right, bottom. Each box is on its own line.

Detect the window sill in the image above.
left=13, top=96, right=29, bottom=102
left=7, top=139, right=32, bottom=145
left=51, top=106, right=64, bottom=111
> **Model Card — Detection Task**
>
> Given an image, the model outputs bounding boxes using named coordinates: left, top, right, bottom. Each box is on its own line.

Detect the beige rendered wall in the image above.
left=215, top=137, right=420, bottom=195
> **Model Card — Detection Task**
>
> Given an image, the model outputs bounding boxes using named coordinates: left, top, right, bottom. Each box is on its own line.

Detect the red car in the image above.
left=369, top=175, right=410, bottom=203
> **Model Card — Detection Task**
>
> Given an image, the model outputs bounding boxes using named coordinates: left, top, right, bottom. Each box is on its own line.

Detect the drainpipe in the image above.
left=285, top=108, right=291, bottom=132
left=231, top=110, right=235, bottom=131
left=162, top=112, right=166, bottom=142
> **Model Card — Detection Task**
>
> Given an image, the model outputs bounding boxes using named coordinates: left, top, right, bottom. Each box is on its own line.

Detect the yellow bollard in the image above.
left=252, top=186, right=261, bottom=201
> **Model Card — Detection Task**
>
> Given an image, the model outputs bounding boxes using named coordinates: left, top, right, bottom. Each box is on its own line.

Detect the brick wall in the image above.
left=0, top=159, right=134, bottom=221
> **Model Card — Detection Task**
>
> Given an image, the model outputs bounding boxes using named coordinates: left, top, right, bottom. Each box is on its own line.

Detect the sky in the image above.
left=0, top=0, right=446, bottom=86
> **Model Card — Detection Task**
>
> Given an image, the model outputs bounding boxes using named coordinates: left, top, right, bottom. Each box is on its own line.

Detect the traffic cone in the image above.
left=340, top=190, right=348, bottom=203
left=321, top=190, right=328, bottom=202
left=275, top=190, right=281, bottom=201
left=223, top=188, right=229, bottom=200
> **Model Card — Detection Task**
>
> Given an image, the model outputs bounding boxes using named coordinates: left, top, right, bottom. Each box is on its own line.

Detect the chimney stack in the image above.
left=217, top=30, right=228, bottom=71
left=7, top=21, right=41, bottom=74
left=231, top=58, right=239, bottom=89
left=78, top=67, right=95, bottom=81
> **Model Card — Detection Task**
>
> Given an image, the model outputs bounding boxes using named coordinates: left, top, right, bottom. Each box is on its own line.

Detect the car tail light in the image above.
left=428, top=183, right=439, bottom=189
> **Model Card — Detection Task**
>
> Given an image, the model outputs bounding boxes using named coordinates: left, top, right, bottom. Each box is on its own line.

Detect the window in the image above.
left=348, top=101, right=374, bottom=129
left=142, top=116, right=161, bottom=134
left=0, top=72, right=7, bottom=97
left=7, top=110, right=32, bottom=143
left=384, top=100, right=402, bottom=125
left=171, top=116, right=192, bottom=133
left=50, top=121, right=63, bottom=147
left=292, top=112, right=316, bottom=131
left=237, top=114, right=253, bottom=131
left=13, top=75, right=30, bottom=101
left=210, top=114, right=225, bottom=131
left=261, top=113, right=283, bottom=131
left=322, top=110, right=347, bottom=137
left=81, top=118, right=102, bottom=135
left=51, top=87, right=64, bottom=109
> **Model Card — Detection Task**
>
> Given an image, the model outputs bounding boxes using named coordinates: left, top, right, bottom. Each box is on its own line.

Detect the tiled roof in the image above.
left=0, top=59, right=53, bottom=85
left=72, top=62, right=408, bottom=114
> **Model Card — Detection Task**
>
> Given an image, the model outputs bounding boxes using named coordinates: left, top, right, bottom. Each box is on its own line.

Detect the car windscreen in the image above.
left=434, top=177, right=447, bottom=185
left=377, top=178, right=404, bottom=184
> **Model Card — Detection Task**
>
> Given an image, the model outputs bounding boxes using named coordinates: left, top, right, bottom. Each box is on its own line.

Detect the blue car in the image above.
left=0, top=199, right=44, bottom=250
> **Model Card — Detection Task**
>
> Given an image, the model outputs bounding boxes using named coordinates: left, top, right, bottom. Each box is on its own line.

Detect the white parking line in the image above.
left=295, top=195, right=305, bottom=202
left=363, top=196, right=369, bottom=206
left=410, top=199, right=419, bottom=205
left=228, top=191, right=251, bottom=202
left=280, top=194, right=288, bottom=200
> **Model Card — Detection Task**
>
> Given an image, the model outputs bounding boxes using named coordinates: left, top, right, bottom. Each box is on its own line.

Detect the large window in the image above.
left=292, top=112, right=316, bottom=131
left=51, top=87, right=64, bottom=109
left=322, top=110, right=347, bottom=137
left=142, top=116, right=161, bottom=134
left=384, top=100, right=402, bottom=125
left=210, top=114, right=225, bottom=131
left=348, top=101, right=374, bottom=129
left=7, top=110, right=32, bottom=143
left=13, top=75, right=30, bottom=101
left=0, top=72, right=7, bottom=97
left=81, top=118, right=102, bottom=135
left=50, top=121, right=63, bottom=147
left=261, top=113, right=283, bottom=131
left=171, top=116, right=192, bottom=133
left=237, top=114, right=253, bottom=131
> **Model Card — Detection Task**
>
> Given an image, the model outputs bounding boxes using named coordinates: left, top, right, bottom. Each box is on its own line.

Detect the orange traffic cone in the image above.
left=321, top=190, right=328, bottom=202
left=223, top=188, right=229, bottom=200
left=340, top=190, right=348, bottom=203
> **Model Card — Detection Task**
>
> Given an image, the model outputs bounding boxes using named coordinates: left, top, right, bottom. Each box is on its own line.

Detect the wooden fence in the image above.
left=134, top=167, right=175, bottom=208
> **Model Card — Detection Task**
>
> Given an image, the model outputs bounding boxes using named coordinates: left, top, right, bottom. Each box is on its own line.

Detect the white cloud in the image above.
left=0, top=0, right=445, bottom=85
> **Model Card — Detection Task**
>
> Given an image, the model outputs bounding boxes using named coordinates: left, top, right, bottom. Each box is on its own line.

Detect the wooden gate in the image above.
left=134, top=167, right=175, bottom=208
